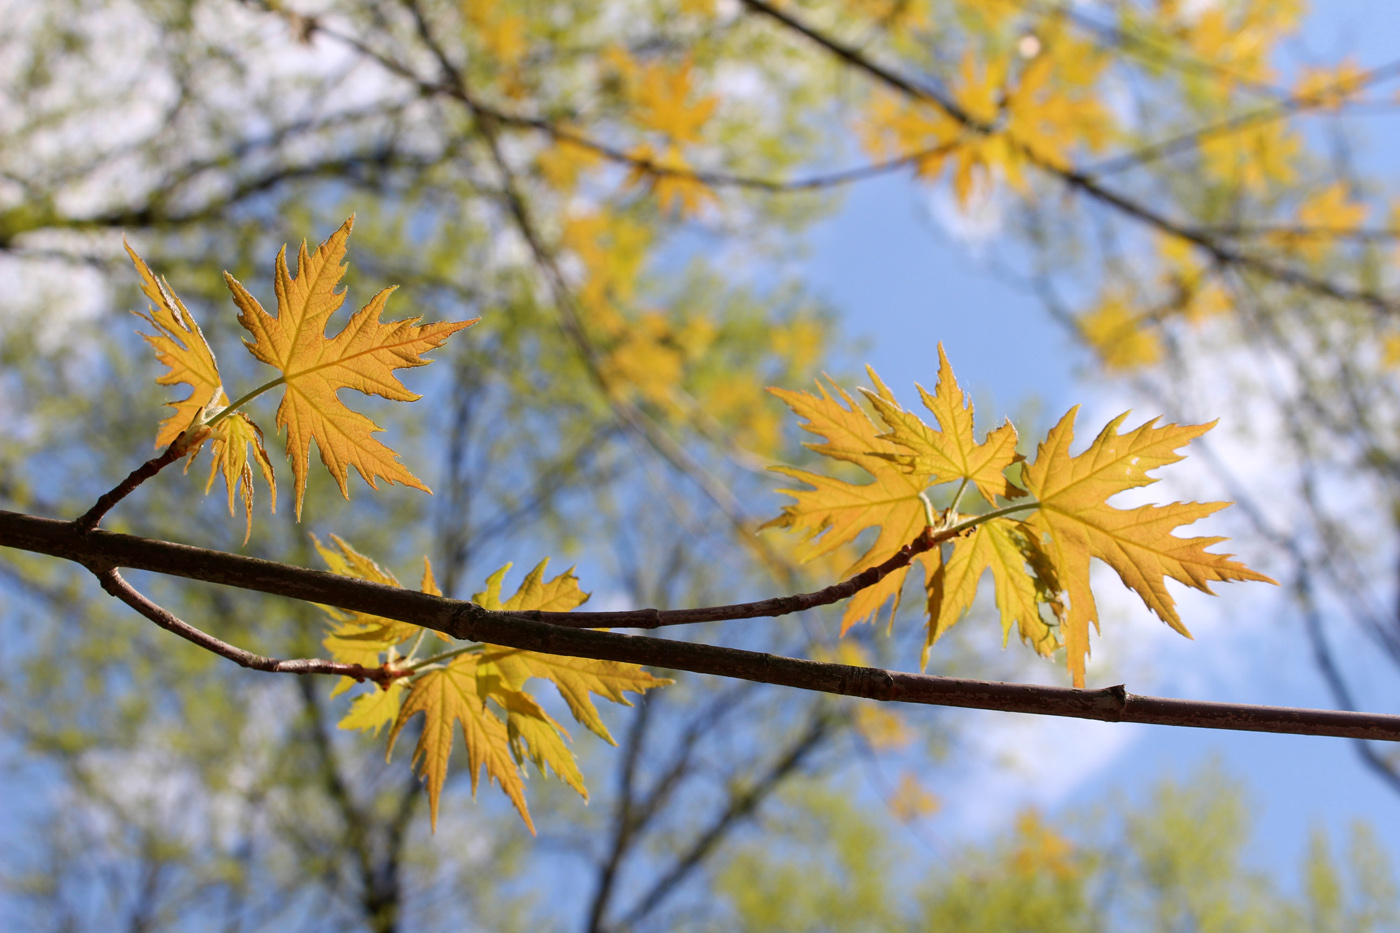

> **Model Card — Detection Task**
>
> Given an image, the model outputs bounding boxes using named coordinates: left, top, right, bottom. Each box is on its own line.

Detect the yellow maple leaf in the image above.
left=889, top=770, right=940, bottom=823
left=857, top=92, right=958, bottom=180
left=1021, top=408, right=1275, bottom=686
left=1200, top=121, right=1300, bottom=194
left=462, top=0, right=527, bottom=67
left=200, top=403, right=276, bottom=544
left=1006, top=39, right=1113, bottom=171
left=223, top=216, right=477, bottom=519
left=1011, top=808, right=1078, bottom=879
left=632, top=58, right=717, bottom=145
left=377, top=556, right=668, bottom=831
left=861, top=343, right=1021, bottom=506
left=387, top=653, right=531, bottom=832
left=924, top=517, right=1057, bottom=667
left=128, top=241, right=223, bottom=447
left=1295, top=56, right=1367, bottom=111
left=1284, top=182, right=1367, bottom=261
left=1078, top=289, right=1163, bottom=371
left=765, top=371, right=933, bottom=631
left=1384, top=333, right=1400, bottom=368
left=319, top=545, right=668, bottom=831
left=128, top=242, right=275, bottom=538
left=475, top=559, right=671, bottom=744
left=1185, top=7, right=1279, bottom=89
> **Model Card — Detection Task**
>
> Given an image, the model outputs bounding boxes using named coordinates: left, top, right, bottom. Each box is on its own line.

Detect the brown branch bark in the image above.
left=89, top=561, right=401, bottom=688
left=5, top=509, right=1400, bottom=742
left=74, top=440, right=189, bottom=532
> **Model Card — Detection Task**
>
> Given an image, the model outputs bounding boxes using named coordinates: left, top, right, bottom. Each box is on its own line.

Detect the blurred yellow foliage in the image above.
left=1079, top=290, right=1163, bottom=370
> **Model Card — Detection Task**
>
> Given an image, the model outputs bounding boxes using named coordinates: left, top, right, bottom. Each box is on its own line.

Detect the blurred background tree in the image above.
left=2, top=0, right=1400, bottom=929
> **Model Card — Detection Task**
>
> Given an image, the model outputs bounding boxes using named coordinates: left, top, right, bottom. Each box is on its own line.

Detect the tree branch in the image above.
left=613, top=709, right=831, bottom=931
left=738, top=0, right=1399, bottom=315
left=310, top=18, right=955, bottom=196
left=89, top=562, right=401, bottom=688
left=5, top=509, right=1400, bottom=742
left=74, top=439, right=191, bottom=532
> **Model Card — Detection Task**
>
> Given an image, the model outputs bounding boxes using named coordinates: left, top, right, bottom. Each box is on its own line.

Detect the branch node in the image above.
left=838, top=663, right=895, bottom=702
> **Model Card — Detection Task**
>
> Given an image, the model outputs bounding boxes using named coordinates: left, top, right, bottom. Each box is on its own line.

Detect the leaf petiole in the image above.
left=398, top=641, right=484, bottom=678
left=941, top=499, right=1041, bottom=537
left=404, top=626, right=430, bottom=664
left=204, top=376, right=287, bottom=429
left=942, top=477, right=971, bottom=528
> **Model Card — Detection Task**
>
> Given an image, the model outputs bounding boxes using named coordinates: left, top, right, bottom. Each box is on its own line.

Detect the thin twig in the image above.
left=615, top=710, right=830, bottom=929
left=738, top=0, right=1399, bottom=315
left=74, top=440, right=190, bottom=532
left=90, top=563, right=403, bottom=688
left=312, top=19, right=954, bottom=196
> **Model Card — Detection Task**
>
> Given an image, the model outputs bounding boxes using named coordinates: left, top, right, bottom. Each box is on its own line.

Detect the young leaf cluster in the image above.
left=130, top=216, right=477, bottom=536
left=767, top=345, right=1273, bottom=686
left=316, top=535, right=671, bottom=832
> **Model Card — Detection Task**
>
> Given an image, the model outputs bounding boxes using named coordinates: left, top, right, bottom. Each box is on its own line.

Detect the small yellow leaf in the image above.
left=388, top=654, right=531, bottom=833
left=1295, top=57, right=1367, bottom=111
left=889, top=771, right=940, bottom=823
left=1383, top=334, right=1400, bottom=368
left=128, top=239, right=223, bottom=449
left=1288, top=183, right=1367, bottom=261
left=338, top=679, right=404, bottom=737
left=632, top=58, right=716, bottom=145
left=224, top=216, right=477, bottom=519
left=1078, top=290, right=1163, bottom=371
left=201, top=407, right=276, bottom=544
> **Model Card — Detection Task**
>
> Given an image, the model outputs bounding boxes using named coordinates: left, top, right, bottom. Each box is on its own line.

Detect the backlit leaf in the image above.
left=223, top=216, right=477, bottom=518
left=128, top=240, right=223, bottom=449
left=1021, top=408, right=1276, bottom=686
left=765, top=370, right=935, bottom=630
left=131, top=243, right=275, bottom=535
left=387, top=654, right=531, bottom=833
left=862, top=343, right=1021, bottom=505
